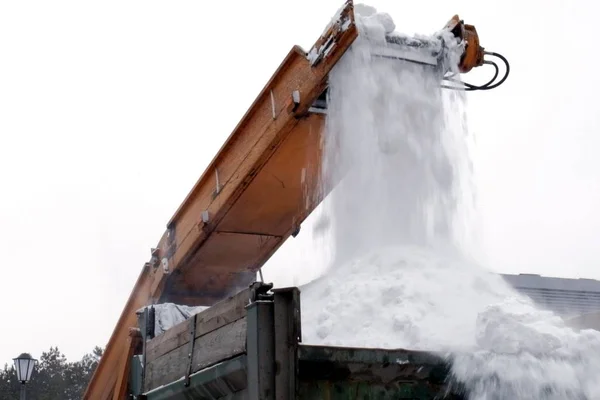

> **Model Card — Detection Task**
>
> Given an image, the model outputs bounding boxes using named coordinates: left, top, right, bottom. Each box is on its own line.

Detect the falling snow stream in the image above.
left=299, top=4, right=600, bottom=399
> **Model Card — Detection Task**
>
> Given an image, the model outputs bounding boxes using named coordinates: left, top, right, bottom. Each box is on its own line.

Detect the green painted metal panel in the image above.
left=130, top=355, right=144, bottom=397
left=297, top=345, right=464, bottom=399
left=143, top=355, right=248, bottom=400
left=297, top=380, right=461, bottom=399
left=140, top=345, right=464, bottom=399
left=298, top=345, right=448, bottom=367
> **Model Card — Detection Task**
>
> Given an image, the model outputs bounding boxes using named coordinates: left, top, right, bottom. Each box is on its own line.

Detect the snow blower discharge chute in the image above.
left=309, top=13, right=509, bottom=113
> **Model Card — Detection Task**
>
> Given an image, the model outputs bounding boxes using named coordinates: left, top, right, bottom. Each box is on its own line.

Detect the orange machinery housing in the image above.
left=85, top=2, right=357, bottom=398
left=83, top=1, right=501, bottom=397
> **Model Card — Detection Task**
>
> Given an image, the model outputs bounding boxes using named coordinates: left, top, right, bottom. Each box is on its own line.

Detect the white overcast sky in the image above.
left=1, top=0, right=598, bottom=366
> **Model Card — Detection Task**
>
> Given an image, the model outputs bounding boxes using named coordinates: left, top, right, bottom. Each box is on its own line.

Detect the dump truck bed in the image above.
left=137, top=347, right=462, bottom=400
left=131, top=284, right=464, bottom=400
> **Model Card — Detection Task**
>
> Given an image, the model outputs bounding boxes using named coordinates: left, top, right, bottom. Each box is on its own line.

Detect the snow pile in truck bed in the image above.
left=300, top=3, right=600, bottom=399
left=302, top=244, right=600, bottom=398
left=301, top=245, right=510, bottom=351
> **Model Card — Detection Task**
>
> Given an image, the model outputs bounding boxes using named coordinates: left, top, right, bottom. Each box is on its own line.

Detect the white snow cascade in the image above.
left=300, top=4, right=600, bottom=399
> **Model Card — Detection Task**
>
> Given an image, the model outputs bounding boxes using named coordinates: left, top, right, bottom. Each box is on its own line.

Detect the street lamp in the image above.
left=13, top=353, right=37, bottom=400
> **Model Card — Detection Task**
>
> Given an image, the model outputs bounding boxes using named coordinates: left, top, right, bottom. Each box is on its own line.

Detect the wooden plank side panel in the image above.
left=144, top=320, right=189, bottom=365
left=192, top=316, right=248, bottom=372
left=146, top=286, right=251, bottom=364
left=144, top=317, right=248, bottom=392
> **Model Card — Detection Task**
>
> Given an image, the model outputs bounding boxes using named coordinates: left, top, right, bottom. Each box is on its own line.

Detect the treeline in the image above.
left=0, top=346, right=103, bottom=400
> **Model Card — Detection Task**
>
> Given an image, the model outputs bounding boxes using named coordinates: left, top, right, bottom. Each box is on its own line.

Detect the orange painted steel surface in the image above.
left=83, top=2, right=358, bottom=398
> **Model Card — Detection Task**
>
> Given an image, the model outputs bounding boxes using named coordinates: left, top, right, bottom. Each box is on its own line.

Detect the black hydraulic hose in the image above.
left=441, top=51, right=510, bottom=92
left=443, top=60, right=499, bottom=91
left=477, top=51, right=510, bottom=90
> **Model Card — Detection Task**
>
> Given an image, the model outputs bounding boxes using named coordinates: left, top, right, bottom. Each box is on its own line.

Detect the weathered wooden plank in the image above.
left=144, top=317, right=248, bottom=392
left=193, top=286, right=250, bottom=337
left=144, top=320, right=189, bottom=365
left=192, top=316, right=248, bottom=371
left=145, top=287, right=251, bottom=364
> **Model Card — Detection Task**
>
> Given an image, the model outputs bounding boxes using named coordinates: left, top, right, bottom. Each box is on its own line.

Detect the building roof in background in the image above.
left=502, top=273, right=600, bottom=318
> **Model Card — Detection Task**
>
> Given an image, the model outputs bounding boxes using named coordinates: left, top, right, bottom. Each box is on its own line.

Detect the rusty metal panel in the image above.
left=297, top=345, right=465, bottom=400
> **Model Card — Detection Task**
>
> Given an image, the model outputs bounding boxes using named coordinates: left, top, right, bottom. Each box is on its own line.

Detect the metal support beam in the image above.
left=129, top=355, right=144, bottom=398
left=246, top=296, right=275, bottom=400
left=273, top=288, right=301, bottom=400
left=136, top=305, right=156, bottom=393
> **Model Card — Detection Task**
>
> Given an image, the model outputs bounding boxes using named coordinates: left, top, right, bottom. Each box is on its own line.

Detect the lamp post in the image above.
left=13, top=353, right=37, bottom=400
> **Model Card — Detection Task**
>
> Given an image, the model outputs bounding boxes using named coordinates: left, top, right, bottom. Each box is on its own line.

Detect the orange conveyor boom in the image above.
left=84, top=2, right=358, bottom=398
left=84, top=1, right=505, bottom=396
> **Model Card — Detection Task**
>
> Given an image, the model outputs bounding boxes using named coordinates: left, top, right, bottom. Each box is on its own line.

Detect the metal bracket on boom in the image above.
left=308, top=90, right=328, bottom=115
left=249, top=281, right=274, bottom=302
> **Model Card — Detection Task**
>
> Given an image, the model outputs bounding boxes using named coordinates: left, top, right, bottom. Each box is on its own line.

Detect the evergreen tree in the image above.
left=0, top=346, right=104, bottom=400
